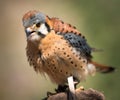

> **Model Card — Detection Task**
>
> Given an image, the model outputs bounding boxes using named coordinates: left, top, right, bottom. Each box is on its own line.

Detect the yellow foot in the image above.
left=76, top=86, right=84, bottom=92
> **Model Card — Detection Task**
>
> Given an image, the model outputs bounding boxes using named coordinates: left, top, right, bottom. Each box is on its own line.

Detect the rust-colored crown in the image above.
left=22, top=10, right=39, bottom=21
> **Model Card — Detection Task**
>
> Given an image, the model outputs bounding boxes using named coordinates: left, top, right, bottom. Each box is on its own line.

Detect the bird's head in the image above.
left=22, top=10, right=51, bottom=41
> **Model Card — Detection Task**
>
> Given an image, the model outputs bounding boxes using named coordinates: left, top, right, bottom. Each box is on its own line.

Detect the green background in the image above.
left=0, top=0, right=120, bottom=100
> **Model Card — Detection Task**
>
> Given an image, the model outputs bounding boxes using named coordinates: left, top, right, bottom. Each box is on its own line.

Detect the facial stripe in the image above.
left=45, top=22, right=50, bottom=32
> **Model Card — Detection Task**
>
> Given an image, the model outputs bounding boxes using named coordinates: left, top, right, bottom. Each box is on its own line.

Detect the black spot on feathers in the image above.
left=62, top=33, right=92, bottom=60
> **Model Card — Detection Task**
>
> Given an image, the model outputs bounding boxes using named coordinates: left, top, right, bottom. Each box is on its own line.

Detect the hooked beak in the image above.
left=25, top=27, right=36, bottom=37
left=25, top=24, right=38, bottom=37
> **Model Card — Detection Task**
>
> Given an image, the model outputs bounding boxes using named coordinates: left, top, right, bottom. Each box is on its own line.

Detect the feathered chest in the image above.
left=26, top=31, right=91, bottom=84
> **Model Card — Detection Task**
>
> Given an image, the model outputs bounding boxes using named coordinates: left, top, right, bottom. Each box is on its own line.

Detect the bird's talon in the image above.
left=76, top=86, right=84, bottom=92
left=80, top=86, right=84, bottom=90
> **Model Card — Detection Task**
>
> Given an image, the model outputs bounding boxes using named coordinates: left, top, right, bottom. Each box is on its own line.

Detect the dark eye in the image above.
left=36, top=22, right=41, bottom=27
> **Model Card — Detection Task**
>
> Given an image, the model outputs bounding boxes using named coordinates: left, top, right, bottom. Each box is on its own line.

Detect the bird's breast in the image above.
left=26, top=31, right=89, bottom=85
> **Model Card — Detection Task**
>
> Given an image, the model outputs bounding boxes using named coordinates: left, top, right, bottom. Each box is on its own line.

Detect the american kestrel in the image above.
left=22, top=10, right=114, bottom=92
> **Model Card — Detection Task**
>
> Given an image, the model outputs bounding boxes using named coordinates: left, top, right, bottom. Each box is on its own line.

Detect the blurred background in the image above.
left=0, top=0, right=120, bottom=100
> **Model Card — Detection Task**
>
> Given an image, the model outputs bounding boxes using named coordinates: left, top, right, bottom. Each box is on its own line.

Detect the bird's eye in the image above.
left=36, top=22, right=41, bottom=27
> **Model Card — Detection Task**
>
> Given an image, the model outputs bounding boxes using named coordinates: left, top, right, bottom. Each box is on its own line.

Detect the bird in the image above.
left=22, top=10, right=115, bottom=92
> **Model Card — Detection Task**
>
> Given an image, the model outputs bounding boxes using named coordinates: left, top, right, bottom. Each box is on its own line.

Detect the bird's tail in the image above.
left=90, top=61, right=115, bottom=73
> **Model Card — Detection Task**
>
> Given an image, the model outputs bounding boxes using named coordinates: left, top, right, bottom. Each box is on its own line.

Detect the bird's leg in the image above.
left=55, top=76, right=80, bottom=93
left=73, top=76, right=84, bottom=91
left=73, top=77, right=80, bottom=89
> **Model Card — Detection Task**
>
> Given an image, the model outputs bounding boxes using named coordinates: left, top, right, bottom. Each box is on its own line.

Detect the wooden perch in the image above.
left=47, top=87, right=105, bottom=100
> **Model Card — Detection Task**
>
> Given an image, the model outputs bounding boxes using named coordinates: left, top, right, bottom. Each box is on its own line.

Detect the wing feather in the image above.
left=62, top=33, right=92, bottom=60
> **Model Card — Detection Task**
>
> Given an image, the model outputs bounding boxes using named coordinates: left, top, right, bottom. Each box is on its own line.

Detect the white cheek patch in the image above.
left=38, top=23, right=48, bottom=35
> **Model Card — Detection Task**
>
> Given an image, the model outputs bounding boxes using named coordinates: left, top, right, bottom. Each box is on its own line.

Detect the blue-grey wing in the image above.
left=62, top=33, right=92, bottom=60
